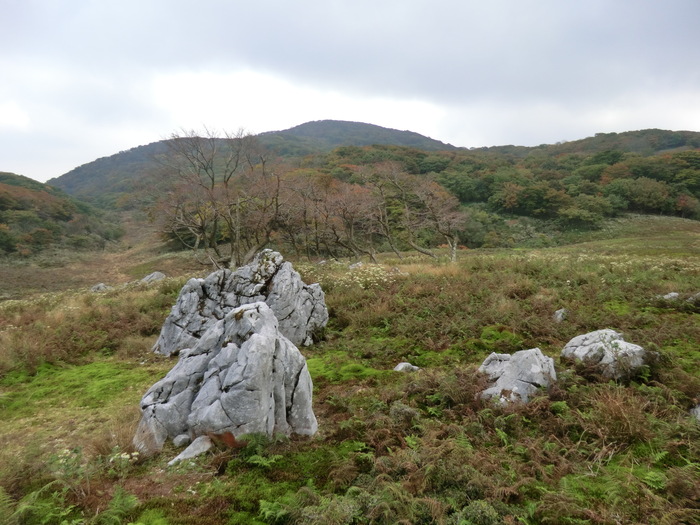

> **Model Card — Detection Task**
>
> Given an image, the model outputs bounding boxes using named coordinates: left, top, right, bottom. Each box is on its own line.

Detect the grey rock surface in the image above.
left=691, top=405, right=700, bottom=423
left=393, top=362, right=420, bottom=372
left=553, top=308, right=568, bottom=323
left=153, top=250, right=328, bottom=356
left=479, top=348, right=557, bottom=403
left=173, top=434, right=191, bottom=448
left=561, top=329, right=646, bottom=380
left=687, top=292, right=700, bottom=305
left=91, top=283, right=111, bottom=292
left=167, top=436, right=213, bottom=465
left=141, top=271, right=166, bottom=283
left=134, top=302, right=318, bottom=456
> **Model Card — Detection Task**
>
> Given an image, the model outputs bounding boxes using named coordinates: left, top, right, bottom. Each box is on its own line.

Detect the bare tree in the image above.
left=413, top=179, right=465, bottom=262
left=151, top=128, right=281, bottom=268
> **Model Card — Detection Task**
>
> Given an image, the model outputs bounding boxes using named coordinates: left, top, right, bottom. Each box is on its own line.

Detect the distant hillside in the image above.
left=48, top=121, right=457, bottom=206
left=47, top=142, right=170, bottom=209
left=477, top=128, right=700, bottom=157
left=47, top=123, right=700, bottom=213
left=258, top=120, right=457, bottom=155
left=0, top=171, right=121, bottom=255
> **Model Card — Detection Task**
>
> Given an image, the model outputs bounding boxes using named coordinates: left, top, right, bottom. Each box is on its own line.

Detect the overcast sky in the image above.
left=2, top=0, right=699, bottom=182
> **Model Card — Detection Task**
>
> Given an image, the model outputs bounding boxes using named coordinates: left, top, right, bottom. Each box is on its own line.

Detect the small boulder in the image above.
left=479, top=348, right=556, bottom=403
left=173, top=434, right=191, bottom=448
left=553, top=308, right=568, bottom=323
left=141, top=271, right=166, bottom=284
left=662, top=292, right=680, bottom=301
left=561, top=329, right=646, bottom=380
left=691, top=405, right=700, bottom=423
left=91, top=283, right=111, bottom=292
left=168, top=436, right=213, bottom=465
left=393, top=362, right=420, bottom=372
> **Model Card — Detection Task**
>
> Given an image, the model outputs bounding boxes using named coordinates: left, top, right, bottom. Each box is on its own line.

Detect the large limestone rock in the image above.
left=134, top=302, right=318, bottom=456
left=479, top=348, right=557, bottom=403
left=153, top=250, right=328, bottom=356
left=561, top=329, right=646, bottom=380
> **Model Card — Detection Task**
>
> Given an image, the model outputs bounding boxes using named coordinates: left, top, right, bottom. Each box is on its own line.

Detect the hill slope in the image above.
left=258, top=119, right=457, bottom=155
left=48, top=121, right=456, bottom=205
left=0, top=172, right=121, bottom=255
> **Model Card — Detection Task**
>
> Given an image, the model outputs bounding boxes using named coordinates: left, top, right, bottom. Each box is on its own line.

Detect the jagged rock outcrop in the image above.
left=479, top=348, right=556, bottom=403
left=134, top=302, right=318, bottom=457
left=153, top=250, right=328, bottom=356
left=561, top=329, right=647, bottom=380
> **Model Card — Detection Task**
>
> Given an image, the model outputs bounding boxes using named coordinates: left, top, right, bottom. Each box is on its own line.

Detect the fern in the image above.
left=128, top=509, right=170, bottom=525
left=258, top=499, right=289, bottom=524
left=246, top=454, right=283, bottom=469
left=96, top=486, right=140, bottom=525
left=0, top=486, right=17, bottom=525
left=641, top=470, right=667, bottom=491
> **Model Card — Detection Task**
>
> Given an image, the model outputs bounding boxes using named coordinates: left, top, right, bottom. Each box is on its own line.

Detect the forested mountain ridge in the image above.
left=47, top=122, right=700, bottom=210
left=47, top=121, right=455, bottom=207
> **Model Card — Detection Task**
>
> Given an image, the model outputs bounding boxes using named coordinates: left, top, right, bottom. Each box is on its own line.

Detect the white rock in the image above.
left=553, top=308, right=568, bottom=323
left=173, top=434, right=191, bottom=447
left=561, top=329, right=646, bottom=380
left=167, top=436, right=213, bottom=465
left=479, top=348, right=556, bottom=403
left=691, top=405, right=700, bottom=423
left=393, top=362, right=420, bottom=372
left=141, top=271, right=166, bottom=283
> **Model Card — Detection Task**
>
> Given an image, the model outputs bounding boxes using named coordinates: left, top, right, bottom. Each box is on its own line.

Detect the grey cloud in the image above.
left=2, top=0, right=699, bottom=181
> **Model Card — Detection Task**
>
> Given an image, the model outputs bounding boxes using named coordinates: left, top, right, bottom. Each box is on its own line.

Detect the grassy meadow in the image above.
left=0, top=215, right=699, bottom=524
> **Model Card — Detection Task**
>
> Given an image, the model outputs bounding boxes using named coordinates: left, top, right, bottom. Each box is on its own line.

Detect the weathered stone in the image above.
left=393, top=362, right=420, bottom=372
left=687, top=292, right=700, bottom=305
left=153, top=250, right=328, bottom=356
left=479, top=348, right=556, bottom=403
left=91, top=283, right=111, bottom=292
left=553, top=308, right=568, bottom=323
left=173, top=434, right=191, bottom=448
left=691, top=405, right=700, bottom=423
left=141, top=271, right=166, bottom=283
left=168, top=436, right=213, bottom=465
left=134, top=302, right=317, bottom=457
left=561, top=329, right=646, bottom=380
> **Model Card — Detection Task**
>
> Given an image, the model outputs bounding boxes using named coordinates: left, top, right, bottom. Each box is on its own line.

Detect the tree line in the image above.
left=150, top=130, right=464, bottom=267
left=150, top=130, right=700, bottom=267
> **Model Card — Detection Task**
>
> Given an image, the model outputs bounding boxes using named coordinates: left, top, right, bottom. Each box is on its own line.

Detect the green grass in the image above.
left=0, top=360, right=163, bottom=418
